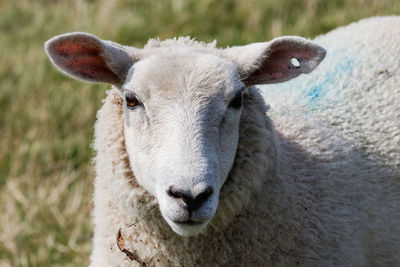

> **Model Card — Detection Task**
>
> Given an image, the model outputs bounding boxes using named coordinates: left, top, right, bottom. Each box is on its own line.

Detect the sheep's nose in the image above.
left=167, top=186, right=213, bottom=214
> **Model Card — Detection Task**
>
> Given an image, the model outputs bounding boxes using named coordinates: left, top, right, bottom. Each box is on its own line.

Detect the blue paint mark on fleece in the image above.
left=307, top=59, right=354, bottom=104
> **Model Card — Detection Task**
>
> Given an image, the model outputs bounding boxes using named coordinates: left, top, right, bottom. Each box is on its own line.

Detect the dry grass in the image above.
left=0, top=0, right=399, bottom=265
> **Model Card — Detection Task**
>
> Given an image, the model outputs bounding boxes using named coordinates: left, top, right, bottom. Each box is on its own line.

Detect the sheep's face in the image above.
left=45, top=33, right=326, bottom=237
left=123, top=53, right=243, bottom=236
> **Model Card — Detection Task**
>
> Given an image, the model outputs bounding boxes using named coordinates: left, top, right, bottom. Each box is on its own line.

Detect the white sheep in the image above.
left=44, top=16, right=400, bottom=266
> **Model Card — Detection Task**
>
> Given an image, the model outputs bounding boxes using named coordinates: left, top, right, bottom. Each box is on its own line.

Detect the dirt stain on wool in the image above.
left=116, top=229, right=147, bottom=266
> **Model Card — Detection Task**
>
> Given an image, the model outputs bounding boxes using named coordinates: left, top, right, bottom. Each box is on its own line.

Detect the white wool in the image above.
left=259, top=16, right=400, bottom=264
left=90, top=16, right=399, bottom=266
left=144, top=36, right=217, bottom=49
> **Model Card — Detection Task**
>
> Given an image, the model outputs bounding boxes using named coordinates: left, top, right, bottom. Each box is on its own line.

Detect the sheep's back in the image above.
left=259, top=16, right=400, bottom=265
left=260, top=16, right=400, bottom=170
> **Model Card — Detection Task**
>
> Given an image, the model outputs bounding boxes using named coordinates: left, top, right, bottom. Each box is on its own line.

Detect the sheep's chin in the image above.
left=164, top=217, right=209, bottom=237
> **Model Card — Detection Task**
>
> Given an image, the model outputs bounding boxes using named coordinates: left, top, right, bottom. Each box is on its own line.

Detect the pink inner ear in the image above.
left=248, top=44, right=318, bottom=85
left=51, top=38, right=120, bottom=84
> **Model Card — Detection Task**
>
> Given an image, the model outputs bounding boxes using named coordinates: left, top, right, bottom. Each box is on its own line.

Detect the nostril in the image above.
left=195, top=186, right=213, bottom=204
left=167, top=186, right=184, bottom=199
left=189, top=186, right=214, bottom=212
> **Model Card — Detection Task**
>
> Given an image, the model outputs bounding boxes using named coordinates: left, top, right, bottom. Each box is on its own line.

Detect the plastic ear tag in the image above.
left=291, top=58, right=300, bottom=68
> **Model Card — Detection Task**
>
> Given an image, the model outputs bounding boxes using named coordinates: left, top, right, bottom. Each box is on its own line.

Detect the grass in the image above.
left=0, top=0, right=399, bottom=265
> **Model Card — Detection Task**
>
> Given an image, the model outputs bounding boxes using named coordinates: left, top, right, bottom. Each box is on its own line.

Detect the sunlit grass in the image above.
left=0, top=0, right=399, bottom=265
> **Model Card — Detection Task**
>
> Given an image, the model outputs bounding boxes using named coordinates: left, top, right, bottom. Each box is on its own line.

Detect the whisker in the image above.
left=127, top=206, right=158, bottom=228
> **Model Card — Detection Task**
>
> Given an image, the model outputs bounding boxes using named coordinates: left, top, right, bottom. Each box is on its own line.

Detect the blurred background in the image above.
left=0, top=0, right=399, bottom=266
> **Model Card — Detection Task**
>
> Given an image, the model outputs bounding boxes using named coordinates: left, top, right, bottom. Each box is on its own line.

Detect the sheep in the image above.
left=44, top=16, right=400, bottom=266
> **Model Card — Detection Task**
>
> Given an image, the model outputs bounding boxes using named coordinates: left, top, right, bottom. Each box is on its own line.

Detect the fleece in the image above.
left=90, top=16, right=400, bottom=266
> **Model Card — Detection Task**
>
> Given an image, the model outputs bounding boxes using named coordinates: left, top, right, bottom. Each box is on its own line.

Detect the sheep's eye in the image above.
left=228, top=91, right=243, bottom=109
left=125, top=93, right=139, bottom=109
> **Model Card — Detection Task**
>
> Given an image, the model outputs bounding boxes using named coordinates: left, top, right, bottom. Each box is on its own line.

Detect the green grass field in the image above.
left=1, top=0, right=399, bottom=265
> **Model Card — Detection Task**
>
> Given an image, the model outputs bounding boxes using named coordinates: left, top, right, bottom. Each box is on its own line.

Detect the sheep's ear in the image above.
left=44, top=32, right=135, bottom=86
left=223, top=36, right=326, bottom=86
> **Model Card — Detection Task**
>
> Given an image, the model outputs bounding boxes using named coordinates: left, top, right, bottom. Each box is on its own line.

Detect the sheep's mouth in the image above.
left=168, top=218, right=209, bottom=236
left=174, top=219, right=203, bottom=226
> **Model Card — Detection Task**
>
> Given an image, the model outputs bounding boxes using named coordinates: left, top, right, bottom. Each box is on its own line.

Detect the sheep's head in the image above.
left=45, top=33, right=325, bottom=236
